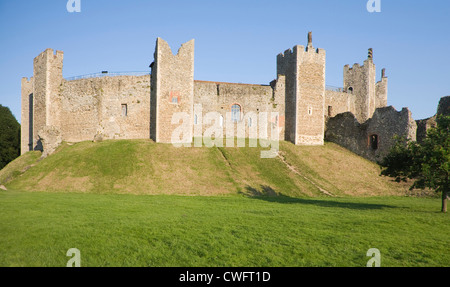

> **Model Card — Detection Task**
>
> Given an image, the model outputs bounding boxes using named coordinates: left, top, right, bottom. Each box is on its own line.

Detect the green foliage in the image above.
left=381, top=115, right=450, bottom=211
left=417, top=116, right=450, bottom=194
left=0, top=105, right=20, bottom=170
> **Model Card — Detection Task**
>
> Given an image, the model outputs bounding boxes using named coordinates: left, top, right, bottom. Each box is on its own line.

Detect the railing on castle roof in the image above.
left=65, top=71, right=151, bottom=81
left=325, top=85, right=344, bottom=92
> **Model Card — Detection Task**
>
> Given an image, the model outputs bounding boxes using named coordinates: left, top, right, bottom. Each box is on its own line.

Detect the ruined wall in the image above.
left=59, top=75, right=151, bottom=142
left=326, top=106, right=417, bottom=162
left=375, top=71, right=388, bottom=108
left=20, top=77, right=34, bottom=154
left=437, top=96, right=450, bottom=116
left=150, top=38, right=195, bottom=144
left=416, top=95, right=450, bottom=142
left=416, top=116, right=436, bottom=143
left=324, top=90, right=356, bottom=118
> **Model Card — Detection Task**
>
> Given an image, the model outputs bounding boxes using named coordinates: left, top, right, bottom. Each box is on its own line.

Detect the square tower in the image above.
left=277, top=32, right=326, bottom=145
left=343, top=49, right=387, bottom=123
left=21, top=48, right=63, bottom=153
left=150, top=38, right=195, bottom=144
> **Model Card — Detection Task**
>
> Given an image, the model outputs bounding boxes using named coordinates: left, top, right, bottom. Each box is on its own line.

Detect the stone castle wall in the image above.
left=22, top=35, right=404, bottom=162
left=59, top=75, right=151, bottom=142
left=325, top=106, right=417, bottom=162
left=416, top=95, right=450, bottom=143
left=324, top=90, right=356, bottom=118
left=193, top=80, right=283, bottom=142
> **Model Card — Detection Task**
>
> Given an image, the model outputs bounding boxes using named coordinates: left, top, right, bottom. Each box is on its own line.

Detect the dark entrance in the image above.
left=369, top=134, right=378, bottom=150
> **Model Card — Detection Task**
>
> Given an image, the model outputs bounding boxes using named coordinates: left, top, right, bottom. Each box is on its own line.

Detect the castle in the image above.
left=21, top=33, right=420, bottom=161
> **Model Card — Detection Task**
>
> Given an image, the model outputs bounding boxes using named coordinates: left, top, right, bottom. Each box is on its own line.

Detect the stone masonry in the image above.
left=22, top=33, right=417, bottom=162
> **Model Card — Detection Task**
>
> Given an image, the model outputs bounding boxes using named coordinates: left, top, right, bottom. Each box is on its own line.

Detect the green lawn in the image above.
left=0, top=190, right=448, bottom=267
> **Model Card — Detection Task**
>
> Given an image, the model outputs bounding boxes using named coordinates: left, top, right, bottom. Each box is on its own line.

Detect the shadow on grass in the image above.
left=241, top=185, right=397, bottom=211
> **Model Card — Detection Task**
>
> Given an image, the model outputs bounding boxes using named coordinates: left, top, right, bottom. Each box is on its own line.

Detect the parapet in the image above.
left=155, top=37, right=194, bottom=59
left=21, top=77, right=33, bottom=84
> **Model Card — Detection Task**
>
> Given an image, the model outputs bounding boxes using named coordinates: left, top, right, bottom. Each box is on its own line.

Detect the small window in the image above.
left=121, top=104, right=128, bottom=117
left=220, top=115, right=224, bottom=127
left=328, top=106, right=333, bottom=117
left=369, top=134, right=378, bottom=150
left=348, top=87, right=354, bottom=94
left=170, top=91, right=180, bottom=104
left=231, top=104, right=241, bottom=122
left=194, top=114, right=198, bottom=125
left=308, top=107, right=313, bottom=116
left=248, top=117, right=252, bottom=127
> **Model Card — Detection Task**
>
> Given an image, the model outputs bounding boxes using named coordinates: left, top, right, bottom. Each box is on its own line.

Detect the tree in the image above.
left=380, top=115, right=450, bottom=213
left=0, top=105, right=21, bottom=170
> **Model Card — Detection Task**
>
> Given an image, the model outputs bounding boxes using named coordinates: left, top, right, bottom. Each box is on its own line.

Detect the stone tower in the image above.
left=21, top=48, right=63, bottom=154
left=277, top=32, right=326, bottom=145
left=20, top=77, right=33, bottom=154
left=150, top=38, right=195, bottom=144
left=343, top=48, right=387, bottom=123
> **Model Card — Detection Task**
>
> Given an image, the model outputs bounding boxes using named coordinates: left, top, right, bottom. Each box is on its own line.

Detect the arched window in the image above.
left=348, top=87, right=354, bottom=94
left=231, top=104, right=241, bottom=122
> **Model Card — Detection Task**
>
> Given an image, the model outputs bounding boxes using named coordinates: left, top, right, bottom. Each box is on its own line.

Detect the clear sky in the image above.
left=0, top=0, right=449, bottom=122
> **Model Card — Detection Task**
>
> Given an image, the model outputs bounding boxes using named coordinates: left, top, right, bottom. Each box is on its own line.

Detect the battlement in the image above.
left=155, top=37, right=194, bottom=59
left=33, top=48, right=64, bottom=63
left=21, top=77, right=33, bottom=84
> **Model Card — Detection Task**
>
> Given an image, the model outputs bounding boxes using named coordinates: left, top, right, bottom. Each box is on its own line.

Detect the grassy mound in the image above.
left=1, top=139, right=410, bottom=197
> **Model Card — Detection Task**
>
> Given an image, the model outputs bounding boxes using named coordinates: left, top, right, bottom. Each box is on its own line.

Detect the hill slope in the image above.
left=0, top=140, right=410, bottom=197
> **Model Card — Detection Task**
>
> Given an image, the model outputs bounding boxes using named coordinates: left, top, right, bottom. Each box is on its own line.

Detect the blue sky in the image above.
left=0, top=0, right=449, bottom=122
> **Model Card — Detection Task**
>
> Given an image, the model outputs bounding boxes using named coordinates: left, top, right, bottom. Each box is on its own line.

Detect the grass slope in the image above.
left=0, top=191, right=448, bottom=267
left=0, top=139, right=411, bottom=197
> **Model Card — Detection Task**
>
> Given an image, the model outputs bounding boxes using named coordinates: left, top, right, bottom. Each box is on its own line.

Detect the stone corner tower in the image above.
left=276, top=32, right=326, bottom=145
left=21, top=48, right=64, bottom=154
left=150, top=38, right=195, bottom=144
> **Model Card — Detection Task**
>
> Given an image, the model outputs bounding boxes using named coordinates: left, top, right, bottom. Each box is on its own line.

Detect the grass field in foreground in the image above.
left=0, top=191, right=448, bottom=267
